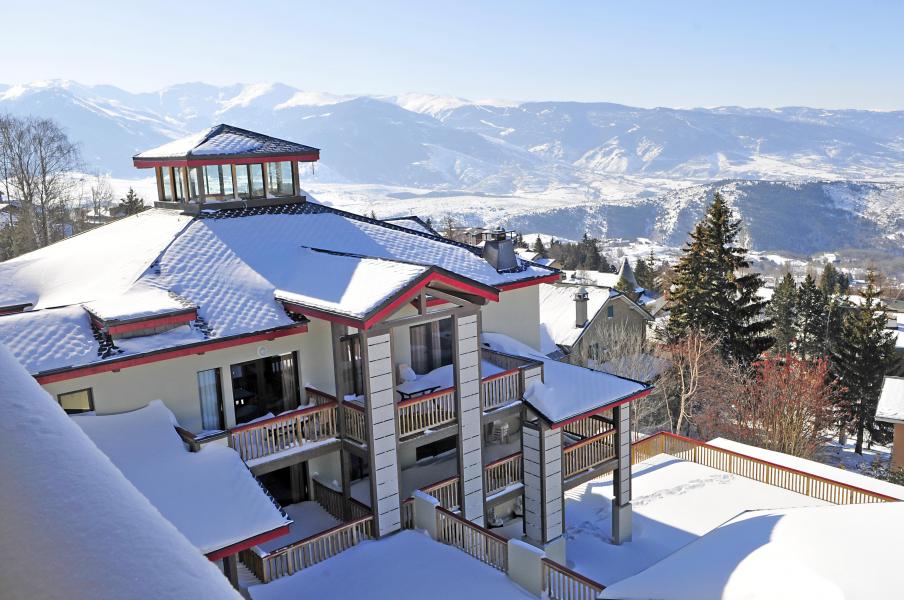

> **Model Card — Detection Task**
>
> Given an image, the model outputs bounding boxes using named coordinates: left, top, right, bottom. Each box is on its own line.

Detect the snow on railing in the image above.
left=563, top=428, right=616, bottom=480
left=482, top=368, right=521, bottom=411
left=397, top=387, right=456, bottom=438
left=421, top=475, right=461, bottom=510
left=435, top=506, right=508, bottom=572
left=631, top=432, right=900, bottom=504
left=484, top=452, right=523, bottom=496
left=228, top=402, right=338, bottom=462
left=542, top=557, right=605, bottom=600
left=241, top=515, right=375, bottom=583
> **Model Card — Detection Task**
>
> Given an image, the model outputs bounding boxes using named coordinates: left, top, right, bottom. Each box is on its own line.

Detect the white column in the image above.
left=364, top=332, right=401, bottom=536
left=455, top=313, right=485, bottom=525
left=522, top=421, right=563, bottom=546
left=542, top=426, right=564, bottom=543
left=612, top=403, right=632, bottom=544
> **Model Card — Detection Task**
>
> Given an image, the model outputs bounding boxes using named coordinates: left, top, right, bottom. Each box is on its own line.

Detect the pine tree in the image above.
left=830, top=270, right=897, bottom=454
left=634, top=250, right=657, bottom=291
left=667, top=193, right=772, bottom=364
left=794, top=274, right=828, bottom=360
left=118, top=188, right=146, bottom=216
left=819, top=262, right=849, bottom=296
left=531, top=235, right=547, bottom=258
left=766, top=273, right=797, bottom=355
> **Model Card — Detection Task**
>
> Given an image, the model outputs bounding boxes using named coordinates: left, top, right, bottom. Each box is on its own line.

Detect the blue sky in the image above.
left=5, top=0, right=903, bottom=109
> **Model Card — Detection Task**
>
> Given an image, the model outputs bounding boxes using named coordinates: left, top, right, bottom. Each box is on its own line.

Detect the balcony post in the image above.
left=330, top=323, right=353, bottom=519
left=522, top=417, right=565, bottom=560
left=612, top=403, right=632, bottom=544
left=361, top=330, right=402, bottom=537
left=453, top=311, right=485, bottom=525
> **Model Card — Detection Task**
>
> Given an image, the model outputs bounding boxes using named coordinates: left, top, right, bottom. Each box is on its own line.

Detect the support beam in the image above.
left=522, top=419, right=563, bottom=547
left=611, top=403, right=632, bottom=544
left=222, top=554, right=239, bottom=590
left=454, top=312, right=485, bottom=525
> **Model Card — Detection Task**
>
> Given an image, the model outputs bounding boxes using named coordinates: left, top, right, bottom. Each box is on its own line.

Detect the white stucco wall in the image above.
left=481, top=286, right=542, bottom=351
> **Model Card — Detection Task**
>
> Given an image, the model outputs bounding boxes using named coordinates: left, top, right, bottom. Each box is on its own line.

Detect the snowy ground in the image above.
left=257, top=501, right=340, bottom=553
left=561, top=454, right=829, bottom=586
left=247, top=530, right=534, bottom=600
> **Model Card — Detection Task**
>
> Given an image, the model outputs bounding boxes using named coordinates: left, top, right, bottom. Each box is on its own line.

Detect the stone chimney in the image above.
left=574, top=286, right=589, bottom=328
left=483, top=228, right=518, bottom=272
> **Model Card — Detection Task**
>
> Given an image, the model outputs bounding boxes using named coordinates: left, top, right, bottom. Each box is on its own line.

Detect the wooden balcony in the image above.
left=343, top=401, right=367, bottom=445
left=484, top=452, right=523, bottom=497
left=481, top=348, right=543, bottom=412
left=397, top=387, right=457, bottom=438
left=228, top=402, right=338, bottom=464
left=542, top=557, right=605, bottom=600
left=563, top=429, right=616, bottom=480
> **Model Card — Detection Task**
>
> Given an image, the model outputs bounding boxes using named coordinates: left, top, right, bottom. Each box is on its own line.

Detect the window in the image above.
left=160, top=168, right=173, bottom=202
left=173, top=167, right=186, bottom=201
left=606, top=305, right=615, bottom=319
left=188, top=167, right=203, bottom=201
left=197, top=368, right=224, bottom=430
left=249, top=164, right=265, bottom=198
left=416, top=434, right=457, bottom=461
left=267, top=161, right=294, bottom=197
left=235, top=164, right=251, bottom=199
left=58, top=388, right=94, bottom=414
left=340, top=334, right=365, bottom=396
left=410, top=318, right=453, bottom=375
left=204, top=165, right=233, bottom=200
left=230, top=352, right=300, bottom=424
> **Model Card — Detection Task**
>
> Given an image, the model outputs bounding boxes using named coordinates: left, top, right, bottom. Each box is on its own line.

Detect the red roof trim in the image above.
left=497, top=273, right=562, bottom=291
left=34, top=324, right=308, bottom=384
left=409, top=297, right=449, bottom=309
left=549, top=387, right=651, bottom=429
left=133, top=152, right=320, bottom=169
left=105, top=311, right=197, bottom=335
left=205, top=523, right=291, bottom=561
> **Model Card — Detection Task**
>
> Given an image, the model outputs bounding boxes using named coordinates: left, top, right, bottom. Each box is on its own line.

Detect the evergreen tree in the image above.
left=118, top=188, right=146, bottom=216
left=819, top=262, right=849, bottom=296
left=667, top=193, right=772, bottom=364
left=794, top=274, right=828, bottom=360
left=766, top=273, right=797, bottom=355
left=634, top=250, right=657, bottom=291
left=830, top=270, right=897, bottom=454
left=531, top=235, right=547, bottom=258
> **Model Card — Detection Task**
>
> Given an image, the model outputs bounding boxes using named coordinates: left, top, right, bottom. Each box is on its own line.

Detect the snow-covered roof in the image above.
left=73, top=400, right=289, bottom=555
left=708, top=437, right=904, bottom=500
left=481, top=332, right=648, bottom=424
left=563, top=269, right=620, bottom=288
left=0, top=202, right=556, bottom=377
left=539, top=283, right=617, bottom=352
left=0, top=344, right=240, bottom=600
left=876, top=376, right=904, bottom=424
left=381, top=215, right=438, bottom=236
left=600, top=501, right=904, bottom=600
left=248, top=530, right=534, bottom=600
left=83, top=283, right=195, bottom=323
left=133, top=124, right=319, bottom=163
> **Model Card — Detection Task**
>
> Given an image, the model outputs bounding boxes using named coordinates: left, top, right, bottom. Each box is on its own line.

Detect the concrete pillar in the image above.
left=612, top=403, right=632, bottom=544
left=507, top=539, right=545, bottom=596
left=363, top=332, right=401, bottom=536
left=454, top=313, right=485, bottom=525
left=522, top=420, right=564, bottom=547
left=413, top=490, right=440, bottom=539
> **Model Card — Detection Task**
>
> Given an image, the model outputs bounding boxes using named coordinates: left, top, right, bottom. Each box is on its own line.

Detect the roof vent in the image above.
left=483, top=237, right=518, bottom=272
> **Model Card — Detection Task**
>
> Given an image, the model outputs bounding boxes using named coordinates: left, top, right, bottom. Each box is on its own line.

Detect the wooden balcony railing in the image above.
left=240, top=515, right=375, bottom=583
left=482, top=368, right=521, bottom=411
left=305, top=386, right=337, bottom=406
left=563, top=414, right=611, bottom=440
left=631, top=432, right=900, bottom=504
left=400, top=498, right=415, bottom=529
left=484, top=452, right=523, bottom=496
left=229, top=402, right=338, bottom=462
left=421, top=475, right=461, bottom=510
left=563, top=429, right=616, bottom=480
left=343, top=401, right=367, bottom=445
left=436, top=506, right=508, bottom=572
left=396, top=387, right=456, bottom=438
left=542, top=557, right=605, bottom=599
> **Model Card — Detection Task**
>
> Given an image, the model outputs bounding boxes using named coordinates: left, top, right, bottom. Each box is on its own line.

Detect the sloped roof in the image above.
left=381, top=216, right=439, bottom=236
left=0, top=202, right=557, bottom=378
left=876, top=376, right=904, bottom=424
left=133, top=124, right=319, bottom=166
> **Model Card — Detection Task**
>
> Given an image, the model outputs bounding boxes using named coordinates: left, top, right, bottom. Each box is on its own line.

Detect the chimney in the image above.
left=574, top=286, right=589, bottom=328
left=483, top=228, right=518, bottom=272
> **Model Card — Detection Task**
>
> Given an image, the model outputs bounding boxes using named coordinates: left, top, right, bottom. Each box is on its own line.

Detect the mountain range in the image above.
left=1, top=80, right=903, bottom=256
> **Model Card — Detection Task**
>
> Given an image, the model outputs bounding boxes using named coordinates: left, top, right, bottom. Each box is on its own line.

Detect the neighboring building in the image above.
left=0, top=125, right=650, bottom=588
left=538, top=283, right=652, bottom=369
left=515, top=247, right=561, bottom=269
left=877, top=376, right=904, bottom=469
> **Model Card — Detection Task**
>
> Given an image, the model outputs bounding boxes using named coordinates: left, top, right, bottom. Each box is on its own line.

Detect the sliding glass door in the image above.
left=230, top=352, right=300, bottom=424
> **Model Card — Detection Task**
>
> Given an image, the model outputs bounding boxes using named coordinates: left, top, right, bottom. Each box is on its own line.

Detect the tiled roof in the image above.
left=133, top=124, right=319, bottom=162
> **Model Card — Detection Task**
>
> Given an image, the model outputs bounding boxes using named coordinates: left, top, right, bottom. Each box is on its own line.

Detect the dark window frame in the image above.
left=57, top=388, right=94, bottom=414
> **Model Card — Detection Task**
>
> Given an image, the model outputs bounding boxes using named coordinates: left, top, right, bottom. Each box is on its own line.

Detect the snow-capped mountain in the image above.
left=2, top=80, right=904, bottom=255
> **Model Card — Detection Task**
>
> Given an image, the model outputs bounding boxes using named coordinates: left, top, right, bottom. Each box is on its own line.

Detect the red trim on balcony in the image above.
left=34, top=324, right=308, bottom=384
left=482, top=367, right=520, bottom=383
left=549, top=387, right=652, bottom=429
left=105, top=311, right=197, bottom=335
left=133, top=152, right=320, bottom=169
left=229, top=401, right=337, bottom=433
left=205, top=523, right=291, bottom=562
left=496, top=273, right=561, bottom=291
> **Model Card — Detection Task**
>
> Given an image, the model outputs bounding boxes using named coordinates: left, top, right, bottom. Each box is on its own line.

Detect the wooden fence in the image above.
left=436, top=506, right=508, bottom=571
left=563, top=429, right=616, bottom=479
left=484, top=452, right=523, bottom=496
left=421, top=475, right=461, bottom=510
left=241, top=515, right=374, bottom=583
left=542, top=557, right=605, bottom=600
left=229, top=402, right=338, bottom=462
left=343, top=401, right=367, bottom=444
left=631, top=432, right=899, bottom=504
left=563, top=414, right=612, bottom=440
left=482, top=368, right=522, bottom=411
left=396, top=387, right=456, bottom=438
